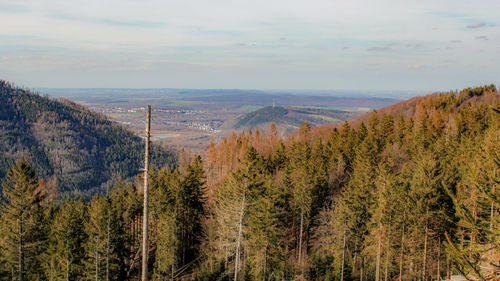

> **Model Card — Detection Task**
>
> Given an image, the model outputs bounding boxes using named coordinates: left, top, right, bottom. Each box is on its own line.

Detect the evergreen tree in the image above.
left=0, top=160, right=47, bottom=281
left=45, top=198, right=87, bottom=280
left=406, top=152, right=450, bottom=281
left=83, top=196, right=107, bottom=280
left=245, top=162, right=287, bottom=280
left=179, top=155, right=206, bottom=264
left=336, top=131, right=379, bottom=281
left=445, top=106, right=499, bottom=280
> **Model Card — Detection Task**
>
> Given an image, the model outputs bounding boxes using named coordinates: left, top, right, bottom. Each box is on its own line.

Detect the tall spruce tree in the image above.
left=0, top=160, right=47, bottom=281
left=45, top=198, right=87, bottom=281
left=179, top=155, right=206, bottom=265
left=445, top=106, right=499, bottom=280
left=338, top=132, right=379, bottom=281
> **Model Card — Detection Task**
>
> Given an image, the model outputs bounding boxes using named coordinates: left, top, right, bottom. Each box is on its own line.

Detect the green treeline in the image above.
left=0, top=81, right=176, bottom=198
left=235, top=106, right=292, bottom=128
left=0, top=85, right=498, bottom=280
left=0, top=156, right=205, bottom=280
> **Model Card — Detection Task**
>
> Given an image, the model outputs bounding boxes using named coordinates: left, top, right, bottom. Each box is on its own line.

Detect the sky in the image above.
left=0, top=0, right=499, bottom=92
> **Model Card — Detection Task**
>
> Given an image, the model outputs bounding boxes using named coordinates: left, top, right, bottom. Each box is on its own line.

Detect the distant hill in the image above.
left=308, top=84, right=500, bottom=138
left=234, top=106, right=363, bottom=133
left=0, top=81, right=176, bottom=198
left=190, top=92, right=398, bottom=109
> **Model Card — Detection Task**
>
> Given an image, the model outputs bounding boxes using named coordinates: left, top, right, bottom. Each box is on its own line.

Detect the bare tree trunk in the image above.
left=234, top=195, right=246, bottom=281
left=96, top=236, right=100, bottom=281
left=399, top=214, right=405, bottom=281
left=491, top=154, right=496, bottom=231
left=353, top=237, right=358, bottom=279
left=298, top=209, right=304, bottom=276
left=384, top=221, right=392, bottom=281
left=490, top=168, right=496, bottom=258
left=422, top=209, right=429, bottom=281
left=224, top=244, right=228, bottom=271
left=142, top=105, right=151, bottom=281
left=66, top=239, right=70, bottom=281
left=106, top=187, right=111, bottom=281
left=19, top=222, right=24, bottom=281
left=437, top=237, right=441, bottom=281
left=341, top=229, right=346, bottom=281
left=384, top=249, right=390, bottom=281
left=376, top=221, right=382, bottom=281
left=360, top=257, right=364, bottom=281
left=264, top=248, right=268, bottom=279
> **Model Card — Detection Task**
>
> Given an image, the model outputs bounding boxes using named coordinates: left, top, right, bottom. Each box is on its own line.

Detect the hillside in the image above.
left=0, top=81, right=175, bottom=198
left=308, top=84, right=500, bottom=139
left=234, top=106, right=363, bottom=133
left=201, top=85, right=499, bottom=281
left=1, top=84, right=498, bottom=280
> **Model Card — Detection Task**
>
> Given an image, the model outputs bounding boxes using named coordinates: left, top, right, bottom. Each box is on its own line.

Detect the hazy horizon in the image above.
left=32, top=87, right=430, bottom=100
left=1, top=0, right=499, bottom=93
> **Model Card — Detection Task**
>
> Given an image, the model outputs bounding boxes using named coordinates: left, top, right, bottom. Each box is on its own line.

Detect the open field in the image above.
left=40, top=88, right=399, bottom=152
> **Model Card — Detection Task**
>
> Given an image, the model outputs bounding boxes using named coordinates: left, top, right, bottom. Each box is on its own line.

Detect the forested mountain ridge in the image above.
left=0, top=85, right=498, bottom=281
left=309, top=84, right=500, bottom=138
left=0, top=81, right=175, bottom=198
left=234, top=106, right=362, bottom=133
left=202, top=85, right=499, bottom=280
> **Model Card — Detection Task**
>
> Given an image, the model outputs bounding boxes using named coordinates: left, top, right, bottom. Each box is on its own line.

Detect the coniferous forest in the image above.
left=0, top=83, right=499, bottom=280
left=0, top=81, right=176, bottom=198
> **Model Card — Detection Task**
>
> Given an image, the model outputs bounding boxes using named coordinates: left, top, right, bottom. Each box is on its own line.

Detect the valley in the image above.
left=39, top=88, right=400, bottom=152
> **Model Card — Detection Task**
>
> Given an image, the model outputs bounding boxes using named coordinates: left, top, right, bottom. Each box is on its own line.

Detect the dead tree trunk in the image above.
left=106, top=186, right=111, bottom=281
left=422, top=208, right=429, bottom=281
left=399, top=212, right=405, bottom=281
left=341, top=229, right=346, bottom=281
left=437, top=237, right=441, bottom=281
left=19, top=221, right=24, bottom=281
left=384, top=220, right=391, bottom=281
left=234, top=195, right=246, bottom=281
left=96, top=236, right=100, bottom=281
left=376, top=221, right=382, bottom=281
left=298, top=209, right=304, bottom=276
left=66, top=239, right=70, bottom=281
left=142, top=105, right=151, bottom=281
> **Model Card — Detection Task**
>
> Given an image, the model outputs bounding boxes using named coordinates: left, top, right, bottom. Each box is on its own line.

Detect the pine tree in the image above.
left=45, top=198, right=87, bottom=281
left=179, top=155, right=206, bottom=265
left=406, top=152, right=449, bottom=281
left=245, top=161, right=287, bottom=280
left=285, top=140, right=315, bottom=277
left=0, top=160, right=47, bottom=281
left=212, top=147, right=276, bottom=280
left=84, top=196, right=108, bottom=281
left=444, top=106, right=500, bottom=280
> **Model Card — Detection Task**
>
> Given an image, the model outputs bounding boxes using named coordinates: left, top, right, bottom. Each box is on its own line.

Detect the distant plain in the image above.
left=38, top=88, right=404, bottom=152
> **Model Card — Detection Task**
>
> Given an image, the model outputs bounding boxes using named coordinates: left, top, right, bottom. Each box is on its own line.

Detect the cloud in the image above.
left=450, top=40, right=462, bottom=43
left=408, top=64, right=425, bottom=69
left=405, top=44, right=423, bottom=49
left=51, top=13, right=167, bottom=28
left=429, top=10, right=466, bottom=19
left=2, top=0, right=500, bottom=90
left=466, top=22, right=485, bottom=29
left=0, top=3, right=29, bottom=13
left=367, top=46, right=391, bottom=51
